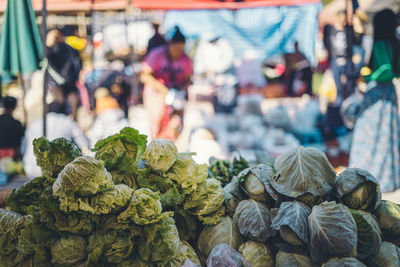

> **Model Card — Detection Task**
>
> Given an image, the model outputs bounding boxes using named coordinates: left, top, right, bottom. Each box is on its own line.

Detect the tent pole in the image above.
left=17, top=73, right=27, bottom=126
left=42, top=0, right=47, bottom=137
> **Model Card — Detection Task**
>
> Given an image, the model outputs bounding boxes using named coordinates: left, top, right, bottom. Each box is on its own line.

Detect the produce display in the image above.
left=1, top=127, right=400, bottom=266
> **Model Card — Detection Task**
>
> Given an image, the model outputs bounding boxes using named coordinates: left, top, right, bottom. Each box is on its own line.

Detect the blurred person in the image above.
left=46, top=29, right=82, bottom=120
left=24, top=102, right=89, bottom=178
left=147, top=22, right=166, bottom=55
left=349, top=9, right=400, bottom=193
left=141, top=26, right=193, bottom=141
left=194, top=32, right=234, bottom=75
left=0, top=97, right=25, bottom=159
left=87, top=88, right=130, bottom=147
left=284, top=41, right=312, bottom=96
left=323, top=10, right=356, bottom=137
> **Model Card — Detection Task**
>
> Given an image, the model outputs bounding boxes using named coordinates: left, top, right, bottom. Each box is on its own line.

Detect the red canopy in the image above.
left=0, top=0, right=320, bottom=13
left=132, top=0, right=320, bottom=10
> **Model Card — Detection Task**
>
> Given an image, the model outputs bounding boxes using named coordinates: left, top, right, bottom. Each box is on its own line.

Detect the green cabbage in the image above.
left=350, top=209, right=382, bottom=259
left=111, top=171, right=138, bottom=190
left=33, top=137, right=81, bottom=178
left=90, top=184, right=134, bottom=215
left=335, top=168, right=382, bottom=211
left=198, top=205, right=226, bottom=226
left=271, top=201, right=311, bottom=246
left=117, top=188, right=173, bottom=225
left=50, top=235, right=87, bottom=267
left=239, top=241, right=274, bottom=267
left=52, top=156, right=114, bottom=212
left=275, top=251, right=312, bottom=267
left=6, top=176, right=55, bottom=215
left=166, top=153, right=207, bottom=195
left=165, top=241, right=201, bottom=267
left=364, top=241, right=400, bottom=266
left=197, top=216, right=243, bottom=261
left=142, top=139, right=178, bottom=172
left=137, top=217, right=180, bottom=264
left=271, top=146, right=336, bottom=202
left=374, top=200, right=400, bottom=245
left=322, top=257, right=366, bottom=267
left=308, top=201, right=357, bottom=264
left=136, top=173, right=185, bottom=209
left=233, top=199, right=275, bottom=242
left=183, top=178, right=225, bottom=218
left=173, top=209, right=200, bottom=242
left=93, top=127, right=147, bottom=174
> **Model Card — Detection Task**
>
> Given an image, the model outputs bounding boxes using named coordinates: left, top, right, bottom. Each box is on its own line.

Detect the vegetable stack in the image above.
left=2, top=128, right=400, bottom=266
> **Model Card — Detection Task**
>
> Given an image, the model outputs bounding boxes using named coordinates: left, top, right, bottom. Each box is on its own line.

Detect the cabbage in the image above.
left=117, top=188, right=173, bottom=225
left=93, top=127, right=147, bottom=174
left=33, top=137, right=81, bottom=178
left=197, top=217, right=243, bottom=261
left=165, top=241, right=201, bottom=267
left=206, top=244, right=251, bottom=267
left=374, top=200, right=400, bottom=245
left=239, top=241, right=274, bottom=267
left=142, top=139, right=178, bottom=172
left=349, top=209, right=382, bottom=259
left=50, top=235, right=87, bottom=266
left=90, top=184, right=134, bottom=215
left=6, top=176, right=55, bottom=215
left=136, top=173, right=186, bottom=209
left=110, top=171, right=138, bottom=190
left=308, top=201, right=357, bottom=264
left=174, top=209, right=200, bottom=242
left=364, top=241, right=400, bottom=266
left=52, top=156, right=114, bottom=212
left=223, top=176, right=246, bottom=216
left=137, top=217, right=180, bottom=264
left=271, top=147, right=336, bottom=202
left=335, top=168, right=381, bottom=211
left=166, top=153, right=207, bottom=195
left=184, top=178, right=225, bottom=218
left=233, top=199, right=275, bottom=242
left=271, top=201, right=311, bottom=246
left=198, top=205, right=226, bottom=226
left=322, top=257, right=366, bottom=267
left=238, top=164, right=276, bottom=204
left=275, top=251, right=312, bottom=267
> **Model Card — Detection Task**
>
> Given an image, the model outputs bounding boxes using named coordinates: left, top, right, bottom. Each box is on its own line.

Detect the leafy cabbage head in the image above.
left=137, top=217, right=180, bottom=264
left=52, top=156, right=114, bottom=212
left=93, top=127, right=147, bottom=174
left=365, top=241, right=400, bottom=266
left=271, top=146, right=336, bottom=201
left=117, top=188, right=172, bottom=225
left=90, top=184, right=134, bottom=215
left=275, top=251, right=312, bottom=267
left=239, top=241, right=274, bottom=267
left=350, top=209, right=382, bottom=259
left=165, top=241, right=201, bottom=267
left=335, top=168, right=382, bottom=211
left=33, top=137, right=81, bottom=178
left=322, top=257, right=366, bottom=267
left=50, top=235, right=87, bottom=267
left=374, top=200, right=400, bottom=245
left=166, top=153, right=207, bottom=194
left=142, top=139, right=178, bottom=172
left=206, top=244, right=251, bottom=267
left=308, top=201, right=357, bottom=264
left=197, top=216, right=243, bottom=261
left=184, top=178, right=225, bottom=217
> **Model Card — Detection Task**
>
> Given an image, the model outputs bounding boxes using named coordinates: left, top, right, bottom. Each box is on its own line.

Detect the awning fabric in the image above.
left=132, top=0, right=320, bottom=10
left=0, top=0, right=320, bottom=12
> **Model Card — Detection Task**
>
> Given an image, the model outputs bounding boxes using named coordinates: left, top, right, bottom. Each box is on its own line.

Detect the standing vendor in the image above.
left=141, top=26, right=193, bottom=140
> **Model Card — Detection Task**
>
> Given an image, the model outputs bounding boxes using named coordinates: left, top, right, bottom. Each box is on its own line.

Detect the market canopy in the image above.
left=131, top=0, right=320, bottom=10
left=0, top=0, right=320, bottom=12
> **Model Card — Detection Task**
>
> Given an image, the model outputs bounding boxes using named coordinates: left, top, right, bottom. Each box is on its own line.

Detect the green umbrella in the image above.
left=0, top=0, right=42, bottom=75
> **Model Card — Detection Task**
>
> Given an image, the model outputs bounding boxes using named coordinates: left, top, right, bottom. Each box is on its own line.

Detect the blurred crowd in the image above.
left=0, top=9, right=399, bottom=193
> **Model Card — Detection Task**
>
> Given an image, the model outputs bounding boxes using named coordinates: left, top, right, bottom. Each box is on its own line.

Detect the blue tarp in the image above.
left=165, top=3, right=321, bottom=64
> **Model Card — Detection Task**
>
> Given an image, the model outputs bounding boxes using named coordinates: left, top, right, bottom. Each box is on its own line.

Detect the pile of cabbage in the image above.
left=1, top=128, right=229, bottom=266
left=1, top=127, right=400, bottom=266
